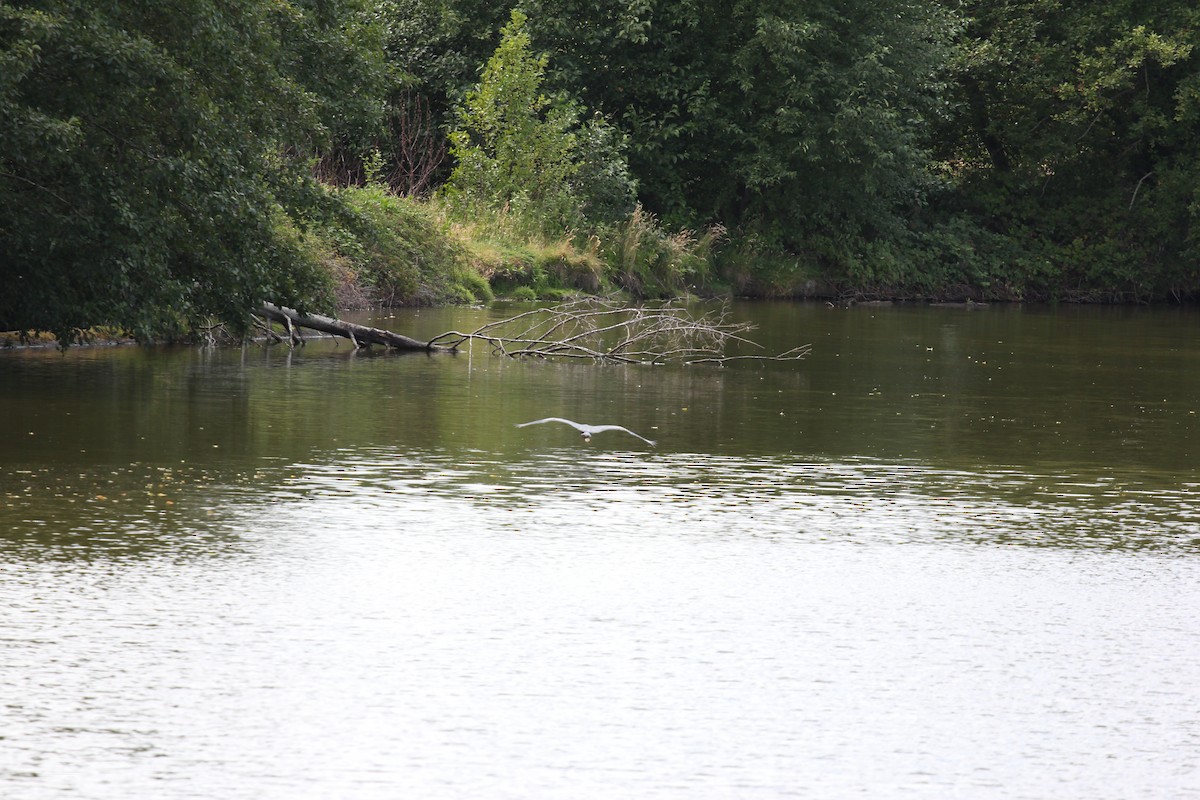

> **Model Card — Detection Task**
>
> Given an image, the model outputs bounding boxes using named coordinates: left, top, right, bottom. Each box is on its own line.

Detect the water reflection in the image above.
left=3, top=301, right=1199, bottom=562
left=5, top=441, right=1196, bottom=562
left=272, top=448, right=1198, bottom=554
left=1, top=461, right=273, bottom=562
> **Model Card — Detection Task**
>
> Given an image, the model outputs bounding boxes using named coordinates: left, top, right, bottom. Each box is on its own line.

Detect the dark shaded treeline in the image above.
left=2, top=1, right=1197, bottom=342
left=387, top=0, right=1199, bottom=301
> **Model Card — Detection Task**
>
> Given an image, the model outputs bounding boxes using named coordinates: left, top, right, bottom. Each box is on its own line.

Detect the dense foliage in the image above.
left=928, top=0, right=1200, bottom=301
left=385, top=0, right=1200, bottom=300
left=2, top=0, right=1197, bottom=343
left=0, top=0, right=386, bottom=342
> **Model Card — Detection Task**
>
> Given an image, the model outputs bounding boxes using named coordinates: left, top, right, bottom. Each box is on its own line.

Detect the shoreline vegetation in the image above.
left=3, top=2, right=1197, bottom=347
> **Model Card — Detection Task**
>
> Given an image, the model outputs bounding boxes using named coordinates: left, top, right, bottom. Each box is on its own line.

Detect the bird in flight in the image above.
left=516, top=417, right=656, bottom=446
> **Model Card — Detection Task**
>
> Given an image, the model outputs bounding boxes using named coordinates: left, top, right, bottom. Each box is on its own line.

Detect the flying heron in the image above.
left=515, top=417, right=656, bottom=446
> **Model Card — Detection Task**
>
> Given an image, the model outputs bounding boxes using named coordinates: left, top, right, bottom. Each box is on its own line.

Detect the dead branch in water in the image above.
left=258, top=302, right=451, bottom=352
left=426, top=296, right=811, bottom=365
left=257, top=297, right=809, bottom=364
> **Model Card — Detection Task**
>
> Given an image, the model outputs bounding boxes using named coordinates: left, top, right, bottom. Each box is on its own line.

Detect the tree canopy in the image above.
left=388, top=0, right=1199, bottom=299
left=2, top=0, right=1197, bottom=343
left=930, top=0, right=1200, bottom=300
left=0, top=0, right=387, bottom=342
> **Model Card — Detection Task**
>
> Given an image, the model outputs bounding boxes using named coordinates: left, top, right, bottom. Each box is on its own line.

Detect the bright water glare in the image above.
left=2, top=302, right=1198, bottom=798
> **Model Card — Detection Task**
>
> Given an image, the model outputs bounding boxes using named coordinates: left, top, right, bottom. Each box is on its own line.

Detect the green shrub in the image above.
left=601, top=206, right=720, bottom=298
left=442, top=11, right=636, bottom=238
left=457, top=270, right=495, bottom=304
left=267, top=212, right=337, bottom=311
left=443, top=11, right=583, bottom=233
left=534, top=240, right=605, bottom=292
left=331, top=185, right=488, bottom=305
left=571, top=115, right=637, bottom=226
left=716, top=239, right=821, bottom=298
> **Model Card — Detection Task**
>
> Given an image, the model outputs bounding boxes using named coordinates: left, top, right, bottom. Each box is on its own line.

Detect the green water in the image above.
left=6, top=301, right=1197, bottom=465
left=4, top=301, right=1195, bottom=551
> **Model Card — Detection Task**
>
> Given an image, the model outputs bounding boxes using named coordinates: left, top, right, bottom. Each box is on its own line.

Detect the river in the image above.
left=2, top=301, right=1198, bottom=798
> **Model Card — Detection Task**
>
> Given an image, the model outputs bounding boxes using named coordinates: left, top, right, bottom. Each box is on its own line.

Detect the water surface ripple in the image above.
left=2, top=303, right=1198, bottom=798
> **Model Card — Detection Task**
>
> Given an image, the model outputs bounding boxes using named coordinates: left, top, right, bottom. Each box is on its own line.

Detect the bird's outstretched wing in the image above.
left=589, top=425, right=656, bottom=446
left=515, top=418, right=656, bottom=446
left=515, top=417, right=586, bottom=433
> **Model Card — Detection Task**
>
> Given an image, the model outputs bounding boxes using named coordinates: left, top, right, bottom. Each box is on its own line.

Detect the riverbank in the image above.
left=320, top=186, right=1195, bottom=311
left=5, top=181, right=1194, bottom=350
left=0, top=329, right=137, bottom=350
left=312, top=186, right=722, bottom=309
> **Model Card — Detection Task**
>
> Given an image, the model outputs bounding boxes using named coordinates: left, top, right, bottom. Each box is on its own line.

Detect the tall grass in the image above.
left=324, top=186, right=493, bottom=306
left=603, top=206, right=723, bottom=298
left=310, top=185, right=725, bottom=309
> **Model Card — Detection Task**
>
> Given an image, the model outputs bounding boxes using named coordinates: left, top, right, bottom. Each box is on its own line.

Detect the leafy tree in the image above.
left=328, top=0, right=511, bottom=192
left=934, top=0, right=1200, bottom=299
left=361, top=0, right=1200, bottom=299
left=384, top=0, right=953, bottom=251
left=572, top=112, right=638, bottom=225
left=0, top=0, right=388, bottom=342
left=443, top=9, right=634, bottom=230
left=518, top=0, right=956, bottom=272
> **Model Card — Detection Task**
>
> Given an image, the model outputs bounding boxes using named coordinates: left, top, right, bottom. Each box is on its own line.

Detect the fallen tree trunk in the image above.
left=257, top=297, right=810, bottom=365
left=259, top=302, right=452, bottom=351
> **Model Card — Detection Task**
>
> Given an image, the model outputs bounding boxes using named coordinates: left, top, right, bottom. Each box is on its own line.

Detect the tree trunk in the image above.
left=259, top=302, right=451, bottom=352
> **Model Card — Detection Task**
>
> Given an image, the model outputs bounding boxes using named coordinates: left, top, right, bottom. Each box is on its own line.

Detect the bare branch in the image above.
left=260, top=296, right=808, bottom=364
left=427, top=296, right=807, bottom=365
left=1129, top=171, right=1153, bottom=210
left=684, top=344, right=813, bottom=365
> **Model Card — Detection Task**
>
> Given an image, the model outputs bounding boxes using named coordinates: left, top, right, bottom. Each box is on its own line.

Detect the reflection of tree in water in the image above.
left=5, top=303, right=1197, bottom=562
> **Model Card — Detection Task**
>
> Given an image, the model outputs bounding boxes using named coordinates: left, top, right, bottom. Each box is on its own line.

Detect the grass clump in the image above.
left=602, top=207, right=722, bottom=299
left=323, top=185, right=493, bottom=306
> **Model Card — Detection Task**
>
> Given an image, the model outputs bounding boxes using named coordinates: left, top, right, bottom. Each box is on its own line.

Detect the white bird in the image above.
left=515, top=417, right=656, bottom=446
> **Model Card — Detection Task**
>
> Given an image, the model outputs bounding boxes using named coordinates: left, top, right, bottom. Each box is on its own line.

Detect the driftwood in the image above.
left=257, top=297, right=810, bottom=365
left=430, top=296, right=810, bottom=365
left=258, top=302, right=450, bottom=352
